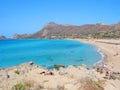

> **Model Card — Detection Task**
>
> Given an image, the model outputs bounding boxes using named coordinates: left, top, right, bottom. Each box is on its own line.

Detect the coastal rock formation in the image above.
left=0, top=35, right=7, bottom=40
left=21, top=22, right=120, bottom=39
left=13, top=33, right=31, bottom=39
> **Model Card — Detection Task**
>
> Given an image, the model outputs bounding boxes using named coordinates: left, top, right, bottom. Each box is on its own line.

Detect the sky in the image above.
left=0, top=0, right=120, bottom=38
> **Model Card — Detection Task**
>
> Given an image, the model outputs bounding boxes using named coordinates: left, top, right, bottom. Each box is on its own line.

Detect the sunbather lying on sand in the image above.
left=44, top=72, right=54, bottom=76
left=40, top=71, right=45, bottom=74
left=40, top=71, right=54, bottom=76
left=59, top=72, right=68, bottom=75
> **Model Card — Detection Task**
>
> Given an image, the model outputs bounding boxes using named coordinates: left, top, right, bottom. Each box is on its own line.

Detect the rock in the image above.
left=0, top=36, right=7, bottom=40
left=13, top=33, right=31, bottom=39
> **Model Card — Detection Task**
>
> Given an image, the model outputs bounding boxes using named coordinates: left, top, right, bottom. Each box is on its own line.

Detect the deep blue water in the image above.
left=0, top=39, right=102, bottom=68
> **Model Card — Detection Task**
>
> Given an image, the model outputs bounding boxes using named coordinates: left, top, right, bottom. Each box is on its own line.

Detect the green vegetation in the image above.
left=80, top=77, right=104, bottom=90
left=54, top=64, right=65, bottom=70
left=42, top=30, right=120, bottom=39
left=93, top=80, right=103, bottom=88
left=11, top=83, right=25, bottom=90
left=24, top=80, right=34, bottom=88
left=11, top=80, right=34, bottom=90
left=43, top=80, right=49, bottom=82
left=14, top=70, right=20, bottom=75
left=92, top=30, right=120, bottom=39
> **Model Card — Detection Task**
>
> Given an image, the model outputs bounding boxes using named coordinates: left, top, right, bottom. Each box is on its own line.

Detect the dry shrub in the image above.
left=11, top=78, right=45, bottom=90
left=24, top=80, right=34, bottom=89
left=57, top=85, right=64, bottom=90
left=80, top=77, right=104, bottom=90
left=31, top=84, right=44, bottom=90
left=11, top=83, right=25, bottom=90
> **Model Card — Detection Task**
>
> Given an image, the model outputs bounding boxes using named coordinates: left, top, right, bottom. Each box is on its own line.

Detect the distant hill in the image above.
left=13, top=22, right=120, bottom=39
left=0, top=36, right=7, bottom=40
left=13, top=34, right=31, bottom=39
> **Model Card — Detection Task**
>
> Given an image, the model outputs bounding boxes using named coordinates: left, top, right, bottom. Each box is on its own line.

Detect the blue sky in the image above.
left=0, top=0, right=120, bottom=38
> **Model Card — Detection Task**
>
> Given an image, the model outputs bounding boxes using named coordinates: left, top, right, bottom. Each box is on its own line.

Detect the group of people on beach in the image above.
left=96, top=64, right=112, bottom=79
left=40, top=71, right=68, bottom=76
left=38, top=63, right=120, bottom=81
left=40, top=71, right=54, bottom=76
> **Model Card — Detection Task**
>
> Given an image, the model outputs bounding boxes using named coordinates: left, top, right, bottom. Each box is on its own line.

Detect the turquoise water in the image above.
left=0, top=40, right=102, bottom=68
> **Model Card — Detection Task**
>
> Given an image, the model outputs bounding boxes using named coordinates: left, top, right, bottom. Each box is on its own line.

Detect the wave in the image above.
left=93, top=47, right=106, bottom=66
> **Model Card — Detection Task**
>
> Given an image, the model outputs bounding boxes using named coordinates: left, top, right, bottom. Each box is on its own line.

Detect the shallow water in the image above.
left=0, top=39, right=102, bottom=68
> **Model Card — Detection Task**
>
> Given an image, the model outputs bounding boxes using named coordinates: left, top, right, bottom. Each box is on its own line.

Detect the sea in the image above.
left=0, top=39, right=103, bottom=68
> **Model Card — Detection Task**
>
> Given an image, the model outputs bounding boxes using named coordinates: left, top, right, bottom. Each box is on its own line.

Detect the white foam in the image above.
left=93, top=47, right=106, bottom=66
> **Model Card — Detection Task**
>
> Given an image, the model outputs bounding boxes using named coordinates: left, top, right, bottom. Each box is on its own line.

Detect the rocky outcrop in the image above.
left=13, top=34, right=31, bottom=39
left=0, top=36, right=7, bottom=40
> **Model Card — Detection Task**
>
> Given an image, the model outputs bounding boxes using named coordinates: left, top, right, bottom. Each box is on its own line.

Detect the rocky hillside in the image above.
left=0, top=36, right=7, bottom=40
left=13, top=22, right=120, bottom=39
left=13, top=34, right=31, bottom=39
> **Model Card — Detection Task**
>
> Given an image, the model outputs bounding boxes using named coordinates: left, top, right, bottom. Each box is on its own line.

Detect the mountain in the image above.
left=0, top=36, right=7, bottom=40
left=13, top=22, right=120, bottom=39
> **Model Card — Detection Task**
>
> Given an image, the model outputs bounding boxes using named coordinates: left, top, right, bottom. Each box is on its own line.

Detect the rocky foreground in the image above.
left=0, top=62, right=120, bottom=90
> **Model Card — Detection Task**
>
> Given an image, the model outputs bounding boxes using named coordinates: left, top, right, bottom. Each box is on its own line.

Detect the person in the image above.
left=40, top=71, right=45, bottom=74
left=100, top=68, right=103, bottom=74
left=96, top=66, right=100, bottom=72
left=103, top=70, right=110, bottom=79
left=103, top=64, right=107, bottom=69
left=59, top=72, right=68, bottom=75
left=106, top=70, right=109, bottom=76
left=44, top=71, right=54, bottom=76
left=109, top=71, right=113, bottom=79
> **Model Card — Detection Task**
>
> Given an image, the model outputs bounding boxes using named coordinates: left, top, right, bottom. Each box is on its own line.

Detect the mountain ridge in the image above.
left=26, top=22, right=120, bottom=39
left=1, top=22, right=120, bottom=39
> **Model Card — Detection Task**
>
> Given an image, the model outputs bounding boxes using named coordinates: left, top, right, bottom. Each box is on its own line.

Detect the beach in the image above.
left=76, top=39, right=120, bottom=90
left=75, top=39, right=120, bottom=71
left=0, top=39, right=120, bottom=90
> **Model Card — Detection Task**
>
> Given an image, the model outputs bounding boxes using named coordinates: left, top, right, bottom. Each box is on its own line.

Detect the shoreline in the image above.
left=73, top=39, right=120, bottom=71
left=67, top=38, right=107, bottom=67
left=93, top=46, right=106, bottom=66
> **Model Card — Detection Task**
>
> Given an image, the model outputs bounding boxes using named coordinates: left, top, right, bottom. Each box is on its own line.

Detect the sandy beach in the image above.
left=0, top=39, right=120, bottom=90
left=75, top=39, right=120, bottom=71
left=75, top=39, right=120, bottom=90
